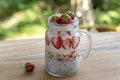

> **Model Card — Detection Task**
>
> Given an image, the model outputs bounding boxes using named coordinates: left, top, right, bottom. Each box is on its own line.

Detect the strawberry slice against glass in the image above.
left=45, top=34, right=50, bottom=45
left=71, top=36, right=80, bottom=49
left=51, top=36, right=62, bottom=49
left=62, top=38, right=71, bottom=49
left=66, top=31, right=71, bottom=36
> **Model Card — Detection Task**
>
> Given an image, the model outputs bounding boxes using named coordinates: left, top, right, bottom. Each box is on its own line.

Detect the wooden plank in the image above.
left=0, top=32, right=120, bottom=80
left=0, top=38, right=44, bottom=58
left=0, top=51, right=120, bottom=80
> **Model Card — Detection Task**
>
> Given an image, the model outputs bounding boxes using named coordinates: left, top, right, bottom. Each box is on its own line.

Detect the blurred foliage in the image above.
left=0, top=0, right=120, bottom=40
left=92, top=0, right=120, bottom=25
left=0, top=0, right=70, bottom=40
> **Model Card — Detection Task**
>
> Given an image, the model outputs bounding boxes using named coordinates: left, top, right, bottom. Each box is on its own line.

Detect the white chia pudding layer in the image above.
left=45, top=56, right=81, bottom=75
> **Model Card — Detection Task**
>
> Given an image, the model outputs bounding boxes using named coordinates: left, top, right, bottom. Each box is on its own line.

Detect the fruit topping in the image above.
left=25, top=62, right=35, bottom=72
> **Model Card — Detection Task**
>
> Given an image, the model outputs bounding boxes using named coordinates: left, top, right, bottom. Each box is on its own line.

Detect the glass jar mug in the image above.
left=45, top=14, right=92, bottom=77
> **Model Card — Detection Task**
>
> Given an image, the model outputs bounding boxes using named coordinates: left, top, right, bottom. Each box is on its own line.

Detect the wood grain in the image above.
left=0, top=32, right=120, bottom=80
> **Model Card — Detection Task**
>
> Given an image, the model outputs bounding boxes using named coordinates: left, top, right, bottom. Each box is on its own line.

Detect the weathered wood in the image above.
left=0, top=32, right=120, bottom=80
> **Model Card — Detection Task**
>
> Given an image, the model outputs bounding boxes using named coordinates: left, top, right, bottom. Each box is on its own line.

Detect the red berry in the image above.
left=60, top=13, right=72, bottom=24
left=66, top=31, right=71, bottom=36
left=45, top=34, right=50, bottom=45
left=25, top=62, right=35, bottom=72
left=66, top=11, right=75, bottom=20
left=50, top=15, right=60, bottom=23
left=62, top=38, right=71, bottom=49
left=51, top=36, right=62, bottom=49
left=71, top=36, right=80, bottom=49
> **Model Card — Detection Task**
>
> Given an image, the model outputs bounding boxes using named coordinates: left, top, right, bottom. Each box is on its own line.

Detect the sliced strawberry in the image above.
left=63, top=54, right=66, bottom=58
left=67, top=50, right=76, bottom=60
left=71, top=36, right=80, bottom=49
left=66, top=31, right=71, bottom=36
left=60, top=13, right=72, bottom=24
left=62, top=38, right=71, bottom=49
left=51, top=36, right=62, bottom=49
left=70, top=50, right=75, bottom=55
left=69, top=54, right=73, bottom=58
left=63, top=54, right=69, bottom=60
left=50, top=15, right=60, bottom=23
left=45, top=34, right=50, bottom=45
left=73, top=55, right=77, bottom=59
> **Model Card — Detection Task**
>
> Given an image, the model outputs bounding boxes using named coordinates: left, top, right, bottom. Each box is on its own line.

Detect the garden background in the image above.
left=0, top=0, right=120, bottom=40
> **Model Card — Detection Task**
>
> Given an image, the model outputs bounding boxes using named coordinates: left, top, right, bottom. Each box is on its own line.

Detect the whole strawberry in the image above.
left=60, top=13, right=72, bottom=24
left=25, top=62, right=35, bottom=72
left=50, top=15, right=60, bottom=23
left=66, top=11, right=75, bottom=20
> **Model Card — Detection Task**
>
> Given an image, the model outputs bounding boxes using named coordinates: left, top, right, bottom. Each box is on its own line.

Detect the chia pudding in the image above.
left=45, top=11, right=91, bottom=77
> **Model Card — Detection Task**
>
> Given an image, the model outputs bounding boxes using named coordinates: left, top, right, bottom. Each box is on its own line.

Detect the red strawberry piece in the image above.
left=25, top=62, right=35, bottom=72
left=66, top=11, right=75, bottom=20
left=62, top=38, right=71, bottom=49
left=63, top=54, right=66, bottom=58
left=73, top=55, right=77, bottom=59
left=66, top=31, right=71, bottom=36
left=63, top=55, right=69, bottom=60
left=69, top=54, right=73, bottom=58
left=45, top=34, right=50, bottom=45
left=51, top=36, right=62, bottom=49
left=70, top=50, right=75, bottom=55
left=50, top=15, right=60, bottom=23
left=57, top=54, right=63, bottom=61
left=60, top=13, right=72, bottom=24
left=69, top=50, right=76, bottom=59
left=71, top=36, right=80, bottom=49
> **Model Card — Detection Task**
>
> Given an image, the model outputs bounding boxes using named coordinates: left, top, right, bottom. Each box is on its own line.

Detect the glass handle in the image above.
left=79, top=30, right=92, bottom=60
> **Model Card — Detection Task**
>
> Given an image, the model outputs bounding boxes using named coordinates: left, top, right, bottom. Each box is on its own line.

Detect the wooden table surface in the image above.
left=0, top=32, right=120, bottom=80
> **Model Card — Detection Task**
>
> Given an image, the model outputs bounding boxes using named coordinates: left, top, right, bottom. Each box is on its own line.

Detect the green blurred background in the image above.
left=0, top=0, right=120, bottom=40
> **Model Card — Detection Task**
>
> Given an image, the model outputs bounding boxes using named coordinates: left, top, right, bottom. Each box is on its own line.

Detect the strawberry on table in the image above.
left=66, top=31, right=71, bottom=36
left=25, top=62, right=35, bottom=72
